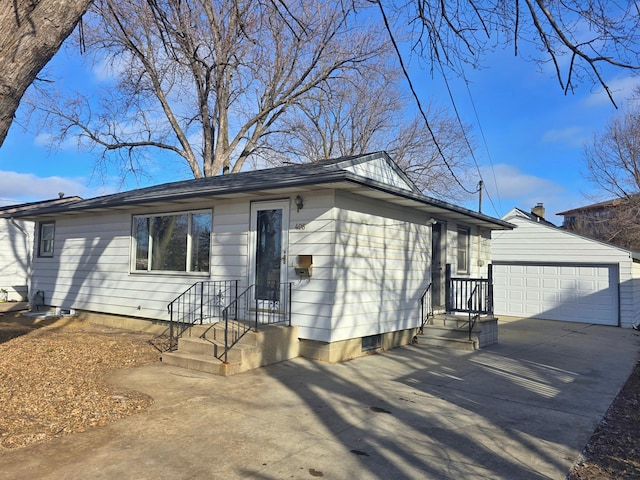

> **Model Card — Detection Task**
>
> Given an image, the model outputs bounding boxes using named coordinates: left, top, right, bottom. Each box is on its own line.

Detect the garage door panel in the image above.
left=494, top=263, right=618, bottom=325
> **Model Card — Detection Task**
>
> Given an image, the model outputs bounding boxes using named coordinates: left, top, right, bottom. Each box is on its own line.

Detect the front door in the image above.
left=249, top=201, right=289, bottom=309
left=431, top=221, right=446, bottom=310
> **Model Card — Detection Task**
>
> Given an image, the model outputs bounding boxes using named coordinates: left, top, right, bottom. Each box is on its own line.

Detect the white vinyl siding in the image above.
left=27, top=188, right=495, bottom=342
left=328, top=190, right=430, bottom=343
left=286, top=191, right=336, bottom=342
left=0, top=218, right=32, bottom=301
left=492, top=211, right=638, bottom=327
left=31, top=210, right=215, bottom=320
left=344, top=156, right=415, bottom=192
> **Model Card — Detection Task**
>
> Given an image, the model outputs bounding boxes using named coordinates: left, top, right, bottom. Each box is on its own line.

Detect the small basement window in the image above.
left=362, top=334, right=382, bottom=352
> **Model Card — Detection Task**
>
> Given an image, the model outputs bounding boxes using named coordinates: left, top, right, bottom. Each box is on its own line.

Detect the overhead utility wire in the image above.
left=437, top=61, right=505, bottom=216
left=375, top=1, right=475, bottom=195
left=461, top=75, right=502, bottom=216
left=434, top=57, right=483, bottom=181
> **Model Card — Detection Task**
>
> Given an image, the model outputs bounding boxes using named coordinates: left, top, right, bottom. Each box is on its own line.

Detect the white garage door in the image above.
left=493, top=263, right=618, bottom=325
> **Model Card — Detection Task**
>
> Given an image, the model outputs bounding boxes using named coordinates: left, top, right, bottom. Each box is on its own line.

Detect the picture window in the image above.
left=132, top=210, right=211, bottom=273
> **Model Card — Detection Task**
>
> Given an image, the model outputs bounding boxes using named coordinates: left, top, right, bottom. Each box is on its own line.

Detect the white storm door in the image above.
left=249, top=201, right=289, bottom=308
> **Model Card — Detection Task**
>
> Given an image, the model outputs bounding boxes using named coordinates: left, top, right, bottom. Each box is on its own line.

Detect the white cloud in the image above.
left=92, top=54, right=132, bottom=83
left=0, top=171, right=99, bottom=205
left=542, top=126, right=589, bottom=146
left=475, top=164, right=586, bottom=224
left=583, top=75, right=638, bottom=108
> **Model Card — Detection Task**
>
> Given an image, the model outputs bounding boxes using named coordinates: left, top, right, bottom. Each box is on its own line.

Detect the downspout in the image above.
left=9, top=217, right=32, bottom=301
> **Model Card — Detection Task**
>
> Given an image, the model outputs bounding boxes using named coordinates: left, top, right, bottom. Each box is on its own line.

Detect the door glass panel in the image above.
left=255, top=209, right=282, bottom=300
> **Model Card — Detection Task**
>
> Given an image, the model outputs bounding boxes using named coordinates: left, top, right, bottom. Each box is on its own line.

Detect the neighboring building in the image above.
left=0, top=196, right=81, bottom=302
left=492, top=205, right=640, bottom=328
left=10, top=152, right=512, bottom=363
left=557, top=196, right=640, bottom=251
left=558, top=198, right=621, bottom=229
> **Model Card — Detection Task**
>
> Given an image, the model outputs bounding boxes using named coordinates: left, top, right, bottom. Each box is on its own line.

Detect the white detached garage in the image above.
left=491, top=207, right=640, bottom=328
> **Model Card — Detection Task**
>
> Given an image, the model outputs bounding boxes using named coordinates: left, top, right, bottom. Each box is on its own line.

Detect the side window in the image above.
left=38, top=221, right=55, bottom=257
left=457, top=226, right=469, bottom=274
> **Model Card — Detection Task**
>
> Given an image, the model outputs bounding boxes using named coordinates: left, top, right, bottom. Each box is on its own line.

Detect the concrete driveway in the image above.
left=1, top=317, right=638, bottom=479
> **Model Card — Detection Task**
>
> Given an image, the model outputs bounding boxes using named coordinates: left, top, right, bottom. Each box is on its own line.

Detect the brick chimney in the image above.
left=531, top=203, right=545, bottom=219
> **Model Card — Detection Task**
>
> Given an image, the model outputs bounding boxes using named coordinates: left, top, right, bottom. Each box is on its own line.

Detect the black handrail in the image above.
left=419, top=283, right=433, bottom=333
left=167, top=280, right=238, bottom=351
left=467, top=284, right=480, bottom=341
left=219, top=282, right=292, bottom=364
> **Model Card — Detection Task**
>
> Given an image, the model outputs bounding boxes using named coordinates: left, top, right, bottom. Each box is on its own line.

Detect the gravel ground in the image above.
left=0, top=304, right=638, bottom=478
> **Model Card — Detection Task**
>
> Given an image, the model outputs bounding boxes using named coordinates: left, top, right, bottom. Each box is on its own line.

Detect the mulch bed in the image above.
left=0, top=309, right=161, bottom=450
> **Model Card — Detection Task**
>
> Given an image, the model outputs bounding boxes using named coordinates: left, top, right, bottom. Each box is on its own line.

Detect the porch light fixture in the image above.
left=427, top=217, right=437, bottom=225
left=295, top=195, right=304, bottom=212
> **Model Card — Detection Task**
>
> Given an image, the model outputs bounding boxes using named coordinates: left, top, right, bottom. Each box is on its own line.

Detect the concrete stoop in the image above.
left=161, top=322, right=299, bottom=376
left=415, top=315, right=498, bottom=351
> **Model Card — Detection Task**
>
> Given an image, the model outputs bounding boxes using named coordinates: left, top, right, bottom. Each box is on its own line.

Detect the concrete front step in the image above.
left=176, top=336, right=246, bottom=362
left=415, top=335, right=476, bottom=351
left=162, top=323, right=299, bottom=376
left=423, top=316, right=471, bottom=329
left=184, top=321, right=258, bottom=347
left=422, top=325, right=471, bottom=339
left=161, top=351, right=243, bottom=376
left=417, top=315, right=499, bottom=350
left=417, top=320, right=478, bottom=351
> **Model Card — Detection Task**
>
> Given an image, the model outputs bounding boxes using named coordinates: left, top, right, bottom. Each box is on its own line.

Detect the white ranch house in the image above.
left=9, top=153, right=513, bottom=372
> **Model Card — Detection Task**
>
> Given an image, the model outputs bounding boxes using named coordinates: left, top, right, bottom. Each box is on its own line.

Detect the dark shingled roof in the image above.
left=4, top=152, right=513, bottom=230
left=0, top=196, right=83, bottom=215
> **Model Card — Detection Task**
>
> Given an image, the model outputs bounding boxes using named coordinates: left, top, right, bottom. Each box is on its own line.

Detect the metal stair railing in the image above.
left=467, top=284, right=480, bottom=341
left=167, top=280, right=238, bottom=351
left=419, top=283, right=433, bottom=333
left=448, top=277, right=491, bottom=315
left=219, top=282, right=292, bottom=364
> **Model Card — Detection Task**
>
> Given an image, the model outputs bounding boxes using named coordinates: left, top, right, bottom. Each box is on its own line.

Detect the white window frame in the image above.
left=38, top=221, right=55, bottom=257
left=457, top=226, right=470, bottom=274
left=131, top=209, right=212, bottom=274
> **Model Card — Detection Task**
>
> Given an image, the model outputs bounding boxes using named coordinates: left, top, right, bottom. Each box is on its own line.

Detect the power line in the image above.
left=460, top=74, right=502, bottom=217
left=375, top=1, right=476, bottom=195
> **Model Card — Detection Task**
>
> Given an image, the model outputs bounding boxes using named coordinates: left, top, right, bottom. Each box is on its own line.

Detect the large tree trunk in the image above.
left=0, top=0, right=92, bottom=147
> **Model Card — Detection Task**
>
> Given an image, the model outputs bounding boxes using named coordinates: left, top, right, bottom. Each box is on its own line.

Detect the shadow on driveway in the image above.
left=0, top=317, right=638, bottom=479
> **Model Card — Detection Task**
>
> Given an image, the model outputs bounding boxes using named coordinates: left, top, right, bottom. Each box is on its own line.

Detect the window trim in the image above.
left=38, top=221, right=55, bottom=257
left=456, top=226, right=470, bottom=274
left=130, top=209, right=212, bottom=275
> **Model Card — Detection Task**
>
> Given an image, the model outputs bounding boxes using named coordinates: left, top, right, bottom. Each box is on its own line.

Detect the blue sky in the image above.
left=0, top=34, right=635, bottom=226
